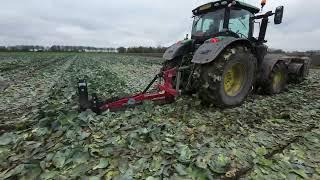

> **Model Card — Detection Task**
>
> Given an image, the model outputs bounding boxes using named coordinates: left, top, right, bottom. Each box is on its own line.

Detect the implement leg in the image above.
left=78, top=80, right=90, bottom=111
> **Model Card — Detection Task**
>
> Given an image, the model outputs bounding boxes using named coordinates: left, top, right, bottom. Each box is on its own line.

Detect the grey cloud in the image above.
left=0, top=0, right=319, bottom=50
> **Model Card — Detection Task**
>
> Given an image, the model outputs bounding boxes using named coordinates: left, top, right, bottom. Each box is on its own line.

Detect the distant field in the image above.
left=0, top=52, right=319, bottom=179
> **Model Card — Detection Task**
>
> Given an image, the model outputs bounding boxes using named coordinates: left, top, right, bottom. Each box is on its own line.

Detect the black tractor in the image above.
left=162, top=0, right=311, bottom=107
left=78, top=0, right=311, bottom=113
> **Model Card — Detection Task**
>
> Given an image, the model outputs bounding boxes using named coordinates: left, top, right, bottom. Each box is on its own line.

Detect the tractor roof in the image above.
left=193, top=0, right=260, bottom=15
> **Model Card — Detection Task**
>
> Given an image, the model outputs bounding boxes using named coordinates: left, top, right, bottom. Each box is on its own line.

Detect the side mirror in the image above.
left=274, top=6, right=284, bottom=24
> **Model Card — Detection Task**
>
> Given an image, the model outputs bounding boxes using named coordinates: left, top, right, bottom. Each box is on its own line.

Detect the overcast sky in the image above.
left=0, top=0, right=319, bottom=51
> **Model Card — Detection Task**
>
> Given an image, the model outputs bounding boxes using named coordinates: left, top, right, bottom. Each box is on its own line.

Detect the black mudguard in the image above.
left=191, top=37, right=252, bottom=64
left=163, top=40, right=193, bottom=60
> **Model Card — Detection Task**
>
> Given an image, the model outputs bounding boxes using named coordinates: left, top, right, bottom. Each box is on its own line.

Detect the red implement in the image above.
left=78, top=68, right=180, bottom=113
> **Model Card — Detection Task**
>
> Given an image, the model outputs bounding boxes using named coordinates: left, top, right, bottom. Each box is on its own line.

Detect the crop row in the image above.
left=0, top=53, right=67, bottom=74
left=0, top=55, right=75, bottom=129
left=81, top=54, right=162, bottom=94
left=0, top=53, right=319, bottom=179
left=0, top=54, right=140, bottom=179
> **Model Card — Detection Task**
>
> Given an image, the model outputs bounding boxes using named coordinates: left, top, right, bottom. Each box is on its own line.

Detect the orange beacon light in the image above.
left=261, top=0, right=267, bottom=9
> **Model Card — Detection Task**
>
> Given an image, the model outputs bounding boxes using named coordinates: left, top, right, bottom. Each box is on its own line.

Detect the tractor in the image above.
left=78, top=0, right=311, bottom=113
left=162, top=0, right=311, bottom=107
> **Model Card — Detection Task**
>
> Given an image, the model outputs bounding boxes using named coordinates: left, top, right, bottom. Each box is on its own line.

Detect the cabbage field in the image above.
left=0, top=52, right=319, bottom=179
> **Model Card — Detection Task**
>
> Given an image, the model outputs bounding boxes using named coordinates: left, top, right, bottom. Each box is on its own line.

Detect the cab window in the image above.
left=229, top=9, right=252, bottom=38
left=202, top=19, right=214, bottom=32
left=192, top=9, right=225, bottom=37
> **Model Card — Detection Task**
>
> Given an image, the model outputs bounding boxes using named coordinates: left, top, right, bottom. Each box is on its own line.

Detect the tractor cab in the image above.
left=191, top=1, right=259, bottom=43
left=191, top=0, right=283, bottom=44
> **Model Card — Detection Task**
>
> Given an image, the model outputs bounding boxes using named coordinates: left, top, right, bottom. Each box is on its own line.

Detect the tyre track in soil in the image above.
left=0, top=55, right=76, bottom=134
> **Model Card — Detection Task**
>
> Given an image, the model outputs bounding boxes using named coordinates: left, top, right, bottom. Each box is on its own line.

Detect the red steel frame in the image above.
left=98, top=68, right=178, bottom=111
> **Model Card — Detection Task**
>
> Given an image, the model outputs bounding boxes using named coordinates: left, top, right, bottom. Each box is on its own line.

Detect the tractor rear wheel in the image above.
left=262, top=61, right=288, bottom=94
left=199, top=46, right=257, bottom=107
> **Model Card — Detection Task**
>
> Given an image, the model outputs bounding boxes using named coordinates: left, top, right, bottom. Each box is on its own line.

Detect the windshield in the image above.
left=192, top=9, right=225, bottom=37
left=192, top=8, right=252, bottom=39
left=229, top=8, right=252, bottom=38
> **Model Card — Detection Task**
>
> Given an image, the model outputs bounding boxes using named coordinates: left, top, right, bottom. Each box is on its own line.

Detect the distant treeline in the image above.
left=0, top=45, right=167, bottom=53
left=116, top=46, right=167, bottom=54
left=0, top=45, right=117, bottom=52
left=1, top=45, right=319, bottom=65
left=269, top=49, right=320, bottom=67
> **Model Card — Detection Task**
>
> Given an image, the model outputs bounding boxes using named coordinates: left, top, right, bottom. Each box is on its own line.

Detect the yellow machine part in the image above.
left=223, top=63, right=246, bottom=97
left=272, top=70, right=285, bottom=90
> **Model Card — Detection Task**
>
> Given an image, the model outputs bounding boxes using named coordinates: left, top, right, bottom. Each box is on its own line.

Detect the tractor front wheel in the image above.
left=199, top=46, right=257, bottom=107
